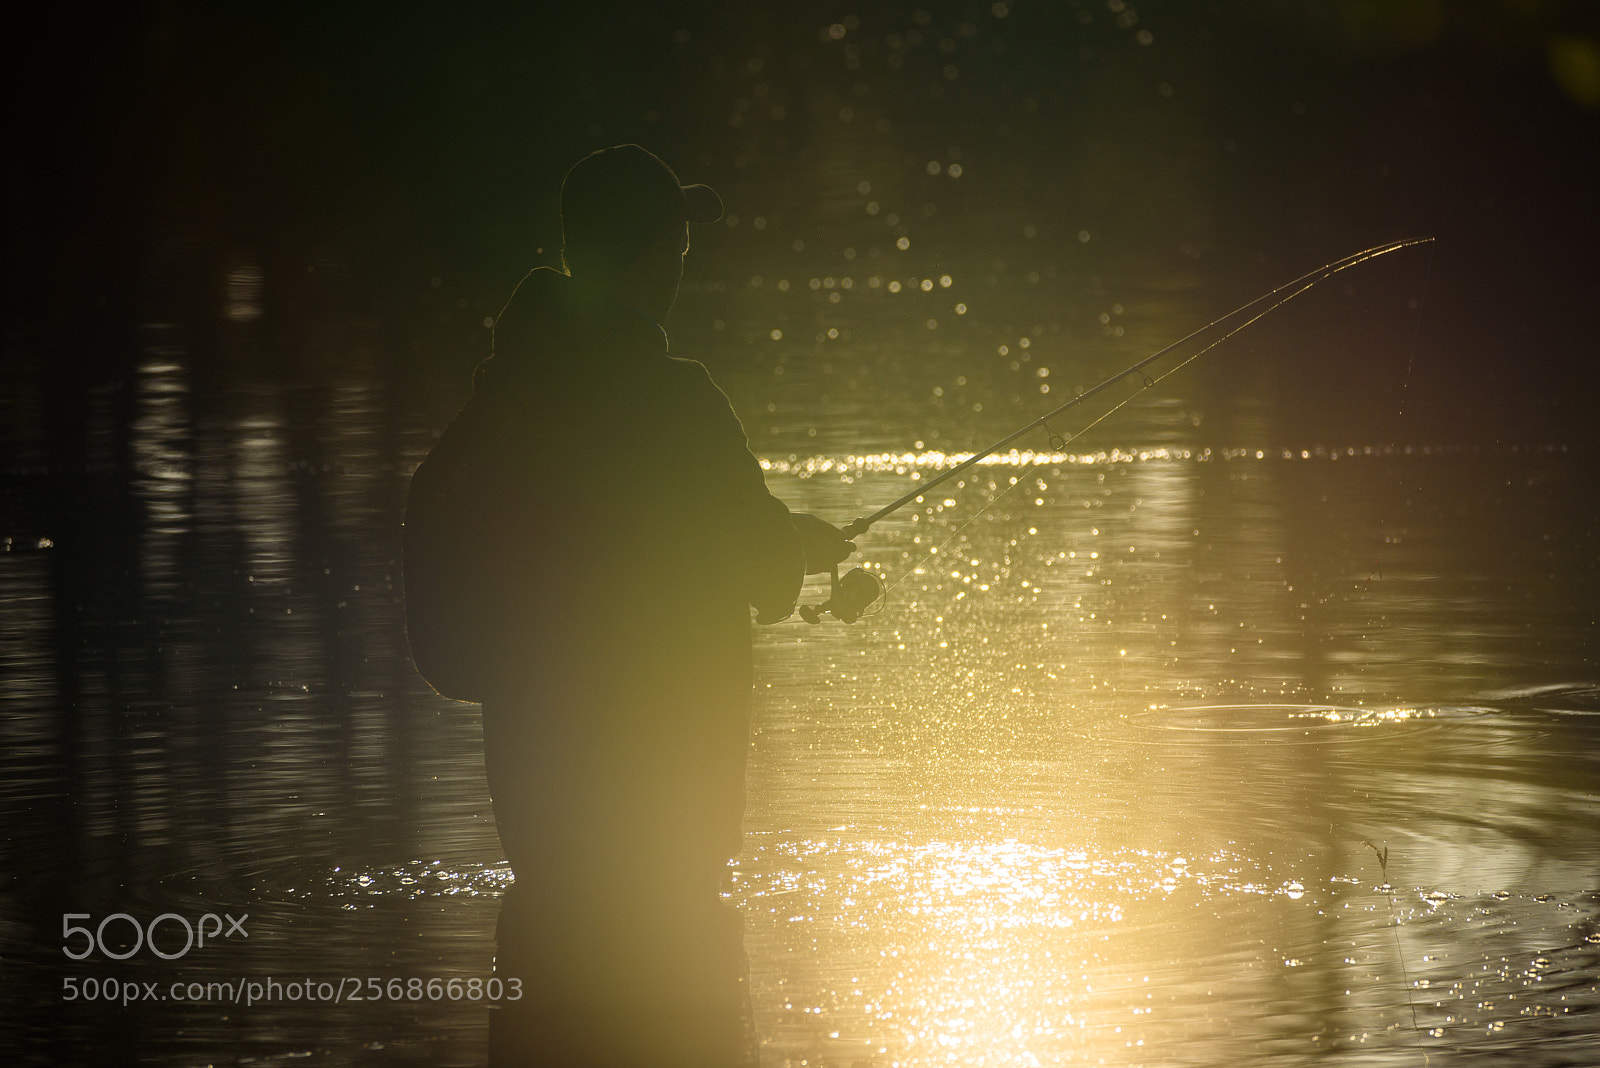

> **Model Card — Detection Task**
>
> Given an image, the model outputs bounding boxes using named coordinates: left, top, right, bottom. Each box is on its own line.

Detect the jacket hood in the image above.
left=473, top=267, right=668, bottom=398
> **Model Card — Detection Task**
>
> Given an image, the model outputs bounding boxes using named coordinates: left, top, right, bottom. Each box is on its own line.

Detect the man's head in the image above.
left=560, top=145, right=723, bottom=322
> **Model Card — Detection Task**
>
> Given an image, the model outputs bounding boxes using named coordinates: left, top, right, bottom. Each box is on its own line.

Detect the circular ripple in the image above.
left=1128, top=704, right=1370, bottom=734
left=1117, top=704, right=1501, bottom=747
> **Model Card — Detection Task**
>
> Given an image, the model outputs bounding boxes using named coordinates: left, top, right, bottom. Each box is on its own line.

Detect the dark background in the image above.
left=8, top=0, right=1599, bottom=446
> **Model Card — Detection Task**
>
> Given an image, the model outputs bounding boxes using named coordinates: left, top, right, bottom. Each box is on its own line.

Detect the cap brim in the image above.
left=683, top=183, right=723, bottom=224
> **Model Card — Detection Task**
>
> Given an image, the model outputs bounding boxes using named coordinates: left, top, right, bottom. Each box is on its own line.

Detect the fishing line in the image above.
left=841, top=238, right=1435, bottom=543
left=1397, top=240, right=1435, bottom=419
left=796, top=239, right=1436, bottom=623
left=878, top=331, right=1246, bottom=600
left=878, top=472, right=1019, bottom=599
left=1365, top=241, right=1435, bottom=590
left=1364, top=840, right=1430, bottom=1066
left=869, top=240, right=1437, bottom=608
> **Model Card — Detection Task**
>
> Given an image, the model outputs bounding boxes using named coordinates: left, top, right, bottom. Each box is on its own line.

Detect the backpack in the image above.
left=402, top=401, right=504, bottom=703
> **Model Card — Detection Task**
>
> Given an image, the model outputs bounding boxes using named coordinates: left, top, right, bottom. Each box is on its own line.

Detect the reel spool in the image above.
left=798, top=566, right=883, bottom=624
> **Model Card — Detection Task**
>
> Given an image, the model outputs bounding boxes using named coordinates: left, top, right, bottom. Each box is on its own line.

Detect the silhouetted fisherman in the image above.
left=404, top=144, right=853, bottom=1066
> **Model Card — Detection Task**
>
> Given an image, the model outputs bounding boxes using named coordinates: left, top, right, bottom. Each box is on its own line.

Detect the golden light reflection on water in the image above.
left=734, top=827, right=1499, bottom=1066
left=735, top=836, right=1176, bottom=1065
left=736, top=816, right=1600, bottom=1063
left=742, top=445, right=1599, bottom=1065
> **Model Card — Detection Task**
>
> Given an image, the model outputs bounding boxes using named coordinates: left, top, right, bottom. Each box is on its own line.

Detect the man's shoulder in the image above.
left=657, top=353, right=728, bottom=396
left=650, top=355, right=756, bottom=450
left=663, top=353, right=714, bottom=381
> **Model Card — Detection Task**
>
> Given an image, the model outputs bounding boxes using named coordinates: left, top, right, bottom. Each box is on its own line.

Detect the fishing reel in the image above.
left=797, top=566, right=883, bottom=624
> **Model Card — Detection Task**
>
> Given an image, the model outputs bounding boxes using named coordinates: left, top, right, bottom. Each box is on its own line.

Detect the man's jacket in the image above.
left=403, top=267, right=804, bottom=706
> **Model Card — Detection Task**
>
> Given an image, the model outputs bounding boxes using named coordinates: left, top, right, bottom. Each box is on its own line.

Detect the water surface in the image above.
left=3, top=371, right=1595, bottom=1064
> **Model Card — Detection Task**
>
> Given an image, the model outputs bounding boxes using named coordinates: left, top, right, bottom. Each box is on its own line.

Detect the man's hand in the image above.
left=791, top=512, right=855, bottom=575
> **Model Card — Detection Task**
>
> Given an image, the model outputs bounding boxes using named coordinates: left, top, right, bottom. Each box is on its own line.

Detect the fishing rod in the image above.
left=799, top=237, right=1435, bottom=624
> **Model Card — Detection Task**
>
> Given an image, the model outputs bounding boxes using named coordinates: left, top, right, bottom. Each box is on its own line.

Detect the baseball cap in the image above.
left=561, top=145, right=723, bottom=260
